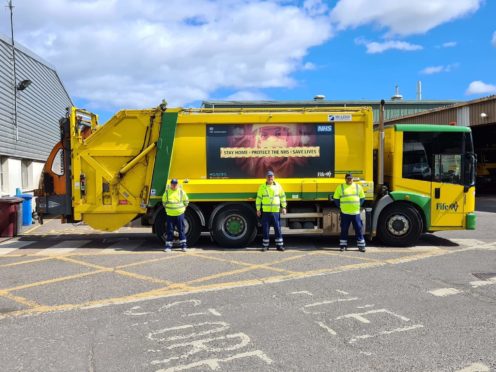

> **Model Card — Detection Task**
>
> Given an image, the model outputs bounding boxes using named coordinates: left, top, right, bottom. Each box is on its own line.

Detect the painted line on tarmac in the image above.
left=116, top=254, right=185, bottom=269
left=55, top=255, right=177, bottom=287
left=0, top=247, right=22, bottom=255
left=470, top=277, right=496, bottom=288
left=21, top=218, right=55, bottom=235
left=0, top=260, right=386, bottom=321
left=456, top=362, right=490, bottom=372
left=449, top=239, right=486, bottom=247
left=316, top=250, right=383, bottom=263
left=187, top=252, right=302, bottom=275
left=0, top=291, right=40, bottom=308
left=428, top=288, right=463, bottom=297
left=0, top=256, right=53, bottom=268
left=36, top=240, right=91, bottom=255
left=0, top=240, right=34, bottom=250
left=0, top=244, right=463, bottom=321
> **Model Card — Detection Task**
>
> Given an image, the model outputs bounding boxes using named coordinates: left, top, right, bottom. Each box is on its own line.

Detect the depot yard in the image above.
left=0, top=195, right=495, bottom=371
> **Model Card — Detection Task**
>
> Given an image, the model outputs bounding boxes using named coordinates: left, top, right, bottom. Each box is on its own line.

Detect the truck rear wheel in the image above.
left=211, top=204, right=257, bottom=248
left=377, top=203, right=423, bottom=247
left=154, top=208, right=202, bottom=247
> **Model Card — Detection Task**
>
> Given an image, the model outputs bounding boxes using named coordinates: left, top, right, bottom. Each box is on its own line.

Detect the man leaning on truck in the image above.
left=333, top=173, right=366, bottom=252
left=256, top=170, right=287, bottom=251
left=162, top=178, right=189, bottom=252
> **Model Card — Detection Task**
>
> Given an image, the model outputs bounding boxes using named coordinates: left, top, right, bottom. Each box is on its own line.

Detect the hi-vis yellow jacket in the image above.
left=256, top=182, right=287, bottom=213
left=162, top=187, right=189, bottom=216
left=333, top=182, right=365, bottom=215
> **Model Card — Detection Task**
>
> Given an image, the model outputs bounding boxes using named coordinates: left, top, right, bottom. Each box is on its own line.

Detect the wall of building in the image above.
left=0, top=34, right=72, bottom=201
left=385, top=95, right=496, bottom=127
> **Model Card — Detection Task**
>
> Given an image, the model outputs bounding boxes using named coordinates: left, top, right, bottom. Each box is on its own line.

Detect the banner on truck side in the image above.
left=206, top=123, right=335, bottom=179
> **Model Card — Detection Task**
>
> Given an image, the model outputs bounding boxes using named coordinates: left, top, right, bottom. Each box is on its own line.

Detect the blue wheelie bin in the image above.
left=16, top=189, right=33, bottom=226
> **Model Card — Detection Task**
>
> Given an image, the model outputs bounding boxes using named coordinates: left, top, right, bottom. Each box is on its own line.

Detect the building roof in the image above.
left=202, top=99, right=460, bottom=124
left=384, top=95, right=496, bottom=127
left=0, top=33, right=72, bottom=104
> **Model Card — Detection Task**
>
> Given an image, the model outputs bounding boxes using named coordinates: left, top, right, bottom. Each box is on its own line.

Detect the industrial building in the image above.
left=385, top=95, right=496, bottom=189
left=202, top=98, right=459, bottom=125
left=0, top=33, right=72, bottom=197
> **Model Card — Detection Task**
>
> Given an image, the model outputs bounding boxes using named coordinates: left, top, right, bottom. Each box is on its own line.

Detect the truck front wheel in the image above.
left=154, top=208, right=202, bottom=247
left=377, top=203, right=423, bottom=247
left=211, top=204, right=257, bottom=248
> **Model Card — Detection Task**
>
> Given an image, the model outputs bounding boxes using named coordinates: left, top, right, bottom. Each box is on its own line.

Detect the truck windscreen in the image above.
left=402, top=131, right=475, bottom=186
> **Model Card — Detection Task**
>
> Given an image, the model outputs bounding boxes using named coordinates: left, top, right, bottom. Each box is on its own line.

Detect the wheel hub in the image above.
left=224, top=215, right=246, bottom=237
left=387, top=215, right=409, bottom=236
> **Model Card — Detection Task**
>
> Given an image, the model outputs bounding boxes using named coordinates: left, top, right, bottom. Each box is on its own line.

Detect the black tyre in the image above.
left=377, top=203, right=423, bottom=247
left=154, top=208, right=202, bottom=247
left=211, top=204, right=257, bottom=248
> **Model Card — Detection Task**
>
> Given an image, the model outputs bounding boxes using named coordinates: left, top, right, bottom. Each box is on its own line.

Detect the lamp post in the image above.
left=8, top=0, right=31, bottom=141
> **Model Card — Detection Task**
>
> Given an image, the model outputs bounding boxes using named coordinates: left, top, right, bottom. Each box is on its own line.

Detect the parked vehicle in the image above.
left=35, top=102, right=476, bottom=247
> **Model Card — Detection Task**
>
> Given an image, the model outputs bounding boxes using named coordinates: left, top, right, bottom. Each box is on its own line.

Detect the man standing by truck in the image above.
left=333, top=173, right=366, bottom=252
left=256, top=171, right=287, bottom=251
left=162, top=178, right=189, bottom=252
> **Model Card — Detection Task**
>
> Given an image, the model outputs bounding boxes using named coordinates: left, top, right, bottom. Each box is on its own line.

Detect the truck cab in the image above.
left=374, top=124, right=476, bottom=246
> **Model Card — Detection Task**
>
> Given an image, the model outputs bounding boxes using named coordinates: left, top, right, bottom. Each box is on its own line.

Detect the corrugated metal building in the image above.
left=384, top=95, right=496, bottom=128
left=202, top=99, right=459, bottom=124
left=0, top=34, right=72, bottom=197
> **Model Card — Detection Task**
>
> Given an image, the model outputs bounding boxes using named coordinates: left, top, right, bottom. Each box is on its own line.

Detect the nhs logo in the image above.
left=317, top=125, right=333, bottom=132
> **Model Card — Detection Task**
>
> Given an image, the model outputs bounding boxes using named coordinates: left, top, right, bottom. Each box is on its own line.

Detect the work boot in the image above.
left=164, top=247, right=172, bottom=252
left=340, top=246, right=347, bottom=252
left=277, top=246, right=285, bottom=252
left=262, top=246, right=268, bottom=252
left=359, top=247, right=366, bottom=253
left=181, top=247, right=188, bottom=252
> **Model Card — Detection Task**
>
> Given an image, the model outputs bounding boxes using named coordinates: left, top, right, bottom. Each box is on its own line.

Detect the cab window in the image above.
left=403, top=131, right=467, bottom=185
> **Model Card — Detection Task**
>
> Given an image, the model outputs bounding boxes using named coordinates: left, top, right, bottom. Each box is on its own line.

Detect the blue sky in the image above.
left=1, top=0, right=495, bottom=123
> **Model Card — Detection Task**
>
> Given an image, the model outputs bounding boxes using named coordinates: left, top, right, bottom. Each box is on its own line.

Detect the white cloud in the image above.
left=303, top=0, right=329, bottom=16
left=492, top=31, right=496, bottom=47
left=441, top=41, right=457, bottom=48
left=355, top=38, right=423, bottom=54
left=0, top=0, right=333, bottom=110
left=420, top=63, right=459, bottom=74
left=302, top=62, right=317, bottom=70
left=331, top=0, right=482, bottom=36
left=466, top=81, right=496, bottom=95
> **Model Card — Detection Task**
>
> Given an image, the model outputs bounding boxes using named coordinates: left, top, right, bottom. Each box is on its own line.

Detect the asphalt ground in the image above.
left=0, top=196, right=495, bottom=371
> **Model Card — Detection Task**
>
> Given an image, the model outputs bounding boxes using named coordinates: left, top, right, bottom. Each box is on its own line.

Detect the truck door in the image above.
left=401, top=130, right=471, bottom=229
left=430, top=153, right=465, bottom=227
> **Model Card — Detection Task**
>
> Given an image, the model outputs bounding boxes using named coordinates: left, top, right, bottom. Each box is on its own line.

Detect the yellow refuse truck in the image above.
left=36, top=102, right=476, bottom=247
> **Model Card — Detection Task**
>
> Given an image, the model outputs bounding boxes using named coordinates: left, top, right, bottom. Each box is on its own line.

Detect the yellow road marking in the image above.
left=0, top=256, right=54, bottom=268
left=55, top=256, right=111, bottom=270
left=315, top=250, right=383, bottom=263
left=385, top=249, right=448, bottom=264
left=0, top=244, right=457, bottom=321
left=0, top=292, right=40, bottom=308
left=116, top=254, right=184, bottom=269
left=55, top=255, right=179, bottom=287
left=186, top=266, right=265, bottom=284
left=2, top=270, right=106, bottom=292
left=21, top=218, right=55, bottom=235
left=114, top=270, right=174, bottom=286
left=185, top=253, right=311, bottom=285
left=0, top=260, right=385, bottom=321
left=188, top=252, right=299, bottom=275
